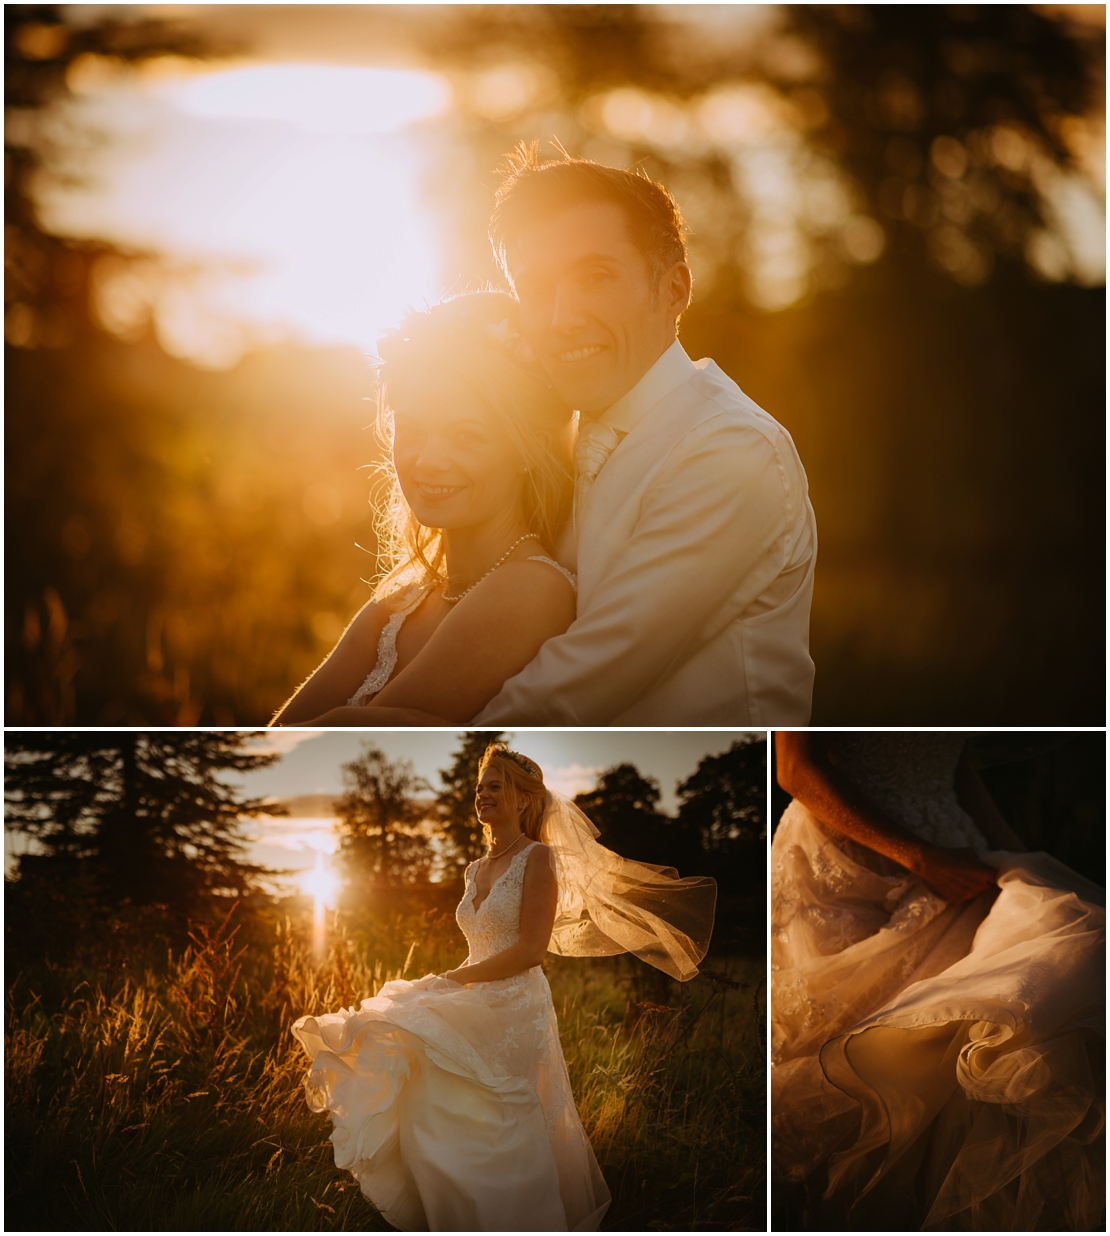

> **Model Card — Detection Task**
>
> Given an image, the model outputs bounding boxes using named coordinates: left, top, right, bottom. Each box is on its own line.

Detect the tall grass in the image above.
left=6, top=902, right=763, bottom=1231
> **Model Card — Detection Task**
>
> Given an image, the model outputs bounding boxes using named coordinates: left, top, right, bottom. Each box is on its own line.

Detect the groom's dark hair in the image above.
left=489, top=142, right=689, bottom=290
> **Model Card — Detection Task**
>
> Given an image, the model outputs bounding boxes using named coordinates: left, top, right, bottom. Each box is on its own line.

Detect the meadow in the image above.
left=5, top=897, right=764, bottom=1231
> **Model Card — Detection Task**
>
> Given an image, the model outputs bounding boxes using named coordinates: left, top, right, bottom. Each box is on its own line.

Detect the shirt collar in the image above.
left=595, top=338, right=698, bottom=435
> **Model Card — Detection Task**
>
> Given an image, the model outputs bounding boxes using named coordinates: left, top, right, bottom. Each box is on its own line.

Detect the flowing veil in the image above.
left=539, top=790, right=717, bottom=982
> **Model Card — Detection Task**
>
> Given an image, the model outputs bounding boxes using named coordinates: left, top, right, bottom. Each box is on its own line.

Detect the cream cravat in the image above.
left=573, top=421, right=623, bottom=527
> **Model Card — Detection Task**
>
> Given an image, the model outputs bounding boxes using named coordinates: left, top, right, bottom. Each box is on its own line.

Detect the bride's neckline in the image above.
left=471, top=842, right=533, bottom=914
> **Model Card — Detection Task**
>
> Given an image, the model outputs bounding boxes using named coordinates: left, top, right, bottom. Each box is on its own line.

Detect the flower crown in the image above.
left=480, top=316, right=536, bottom=365
left=376, top=293, right=539, bottom=372
left=488, top=742, right=543, bottom=780
left=439, top=297, right=536, bottom=366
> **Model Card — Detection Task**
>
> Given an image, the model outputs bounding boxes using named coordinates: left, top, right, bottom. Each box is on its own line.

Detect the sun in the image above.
left=301, top=849, right=341, bottom=910
left=44, top=60, right=450, bottom=368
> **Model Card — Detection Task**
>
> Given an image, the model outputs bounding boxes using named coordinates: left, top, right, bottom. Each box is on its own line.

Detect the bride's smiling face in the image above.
left=475, top=766, right=523, bottom=831
left=391, top=376, right=525, bottom=530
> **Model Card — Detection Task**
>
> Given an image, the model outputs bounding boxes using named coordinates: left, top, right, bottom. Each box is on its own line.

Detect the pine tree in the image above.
left=336, top=744, right=432, bottom=888
left=4, top=731, right=279, bottom=909
left=433, top=730, right=504, bottom=878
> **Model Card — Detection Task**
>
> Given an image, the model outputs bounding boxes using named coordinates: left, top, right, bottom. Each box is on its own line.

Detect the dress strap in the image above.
left=347, top=584, right=430, bottom=707
left=527, top=555, right=578, bottom=594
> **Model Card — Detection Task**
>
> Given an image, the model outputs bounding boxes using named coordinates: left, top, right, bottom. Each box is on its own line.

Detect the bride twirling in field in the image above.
left=292, top=742, right=716, bottom=1231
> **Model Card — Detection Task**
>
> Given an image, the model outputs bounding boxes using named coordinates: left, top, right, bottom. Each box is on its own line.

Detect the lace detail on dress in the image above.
left=456, top=841, right=539, bottom=966
left=454, top=842, right=568, bottom=1127
left=830, top=733, right=988, bottom=853
left=348, top=585, right=428, bottom=707
left=526, top=555, right=578, bottom=594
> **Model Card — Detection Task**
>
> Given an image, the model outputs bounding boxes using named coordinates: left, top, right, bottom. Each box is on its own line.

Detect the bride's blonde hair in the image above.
left=371, top=292, right=574, bottom=601
left=477, top=742, right=547, bottom=844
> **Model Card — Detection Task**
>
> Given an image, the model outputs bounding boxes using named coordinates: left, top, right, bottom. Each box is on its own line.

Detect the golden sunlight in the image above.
left=167, top=63, right=450, bottom=134
left=39, top=60, right=450, bottom=367
left=299, top=847, right=342, bottom=910
left=302, top=847, right=341, bottom=958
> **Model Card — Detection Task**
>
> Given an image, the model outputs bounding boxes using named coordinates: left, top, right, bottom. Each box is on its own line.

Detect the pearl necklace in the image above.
left=442, top=533, right=541, bottom=604
left=487, top=832, right=527, bottom=861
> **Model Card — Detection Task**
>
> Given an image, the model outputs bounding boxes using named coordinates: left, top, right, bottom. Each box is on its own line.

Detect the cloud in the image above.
left=244, top=730, right=328, bottom=756
left=543, top=762, right=601, bottom=799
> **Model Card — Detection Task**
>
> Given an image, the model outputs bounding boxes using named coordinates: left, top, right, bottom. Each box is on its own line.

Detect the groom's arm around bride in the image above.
left=473, top=148, right=817, bottom=727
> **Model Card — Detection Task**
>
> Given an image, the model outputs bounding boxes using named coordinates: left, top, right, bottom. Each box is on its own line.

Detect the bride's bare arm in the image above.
left=776, top=732, right=997, bottom=904
left=369, top=562, right=575, bottom=723
left=954, top=754, right=1027, bottom=851
left=270, top=600, right=388, bottom=726
left=445, top=846, right=558, bottom=985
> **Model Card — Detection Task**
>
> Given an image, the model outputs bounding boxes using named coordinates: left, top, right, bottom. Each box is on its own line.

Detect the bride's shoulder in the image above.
left=472, top=556, right=576, bottom=610
left=524, top=841, right=556, bottom=874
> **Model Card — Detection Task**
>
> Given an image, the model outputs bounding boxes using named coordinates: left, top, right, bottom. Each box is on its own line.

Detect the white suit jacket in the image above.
left=473, top=341, right=816, bottom=725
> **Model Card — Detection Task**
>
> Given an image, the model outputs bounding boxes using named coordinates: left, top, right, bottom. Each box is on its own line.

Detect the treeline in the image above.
left=4, top=731, right=766, bottom=963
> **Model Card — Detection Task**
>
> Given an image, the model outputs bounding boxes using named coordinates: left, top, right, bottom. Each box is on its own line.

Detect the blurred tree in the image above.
left=433, top=729, right=504, bottom=878
left=676, top=736, right=765, bottom=895
left=791, top=5, right=1100, bottom=283
left=3, top=730, right=276, bottom=909
left=396, top=4, right=1102, bottom=298
left=336, top=744, right=432, bottom=889
left=5, top=3, right=221, bottom=345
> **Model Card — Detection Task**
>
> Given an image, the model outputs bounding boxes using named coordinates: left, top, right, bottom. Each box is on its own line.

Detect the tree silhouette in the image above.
left=4, top=730, right=277, bottom=909
left=676, top=737, right=765, bottom=895
left=336, top=743, right=432, bottom=889
left=433, top=729, right=504, bottom=878
left=574, top=763, right=686, bottom=868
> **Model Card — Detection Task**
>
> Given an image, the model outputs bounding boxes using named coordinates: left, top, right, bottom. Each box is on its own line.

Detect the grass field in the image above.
left=5, top=899, right=764, bottom=1231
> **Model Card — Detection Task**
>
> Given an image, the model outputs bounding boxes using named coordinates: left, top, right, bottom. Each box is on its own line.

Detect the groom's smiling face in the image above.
left=507, top=200, right=691, bottom=415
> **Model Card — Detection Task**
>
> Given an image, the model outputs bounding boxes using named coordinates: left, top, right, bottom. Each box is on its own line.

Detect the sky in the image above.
left=235, top=728, right=761, bottom=894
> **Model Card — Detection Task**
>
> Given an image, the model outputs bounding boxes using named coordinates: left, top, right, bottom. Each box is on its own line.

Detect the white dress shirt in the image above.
left=473, top=339, right=817, bottom=725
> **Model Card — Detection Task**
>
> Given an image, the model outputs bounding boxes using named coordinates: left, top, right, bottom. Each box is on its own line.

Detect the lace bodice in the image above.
left=455, top=841, right=539, bottom=966
left=348, top=558, right=577, bottom=707
left=830, top=733, right=988, bottom=853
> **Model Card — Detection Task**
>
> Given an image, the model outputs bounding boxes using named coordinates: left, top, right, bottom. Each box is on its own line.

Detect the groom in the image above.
left=473, top=149, right=816, bottom=725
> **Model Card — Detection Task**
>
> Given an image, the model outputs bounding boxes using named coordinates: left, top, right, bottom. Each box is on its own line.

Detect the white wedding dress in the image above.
left=771, top=734, right=1105, bottom=1231
left=292, top=840, right=610, bottom=1231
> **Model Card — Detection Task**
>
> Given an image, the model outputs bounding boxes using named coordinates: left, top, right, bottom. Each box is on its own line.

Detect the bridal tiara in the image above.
left=487, top=742, right=543, bottom=780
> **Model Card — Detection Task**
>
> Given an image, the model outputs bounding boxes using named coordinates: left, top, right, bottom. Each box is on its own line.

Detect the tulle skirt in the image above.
left=771, top=802, right=1105, bottom=1231
left=291, top=970, right=610, bottom=1232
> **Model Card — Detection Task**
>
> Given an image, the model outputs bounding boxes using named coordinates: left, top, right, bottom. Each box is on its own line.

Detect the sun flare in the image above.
left=300, top=849, right=341, bottom=910
left=40, top=60, right=449, bottom=368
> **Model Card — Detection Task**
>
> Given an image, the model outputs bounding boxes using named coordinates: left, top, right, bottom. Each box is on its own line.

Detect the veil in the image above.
left=538, top=790, right=717, bottom=982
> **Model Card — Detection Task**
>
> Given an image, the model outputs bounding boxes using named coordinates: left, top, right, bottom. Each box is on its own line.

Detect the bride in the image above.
left=771, top=732, right=1104, bottom=1231
left=272, top=291, right=576, bottom=727
left=291, top=742, right=716, bottom=1231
